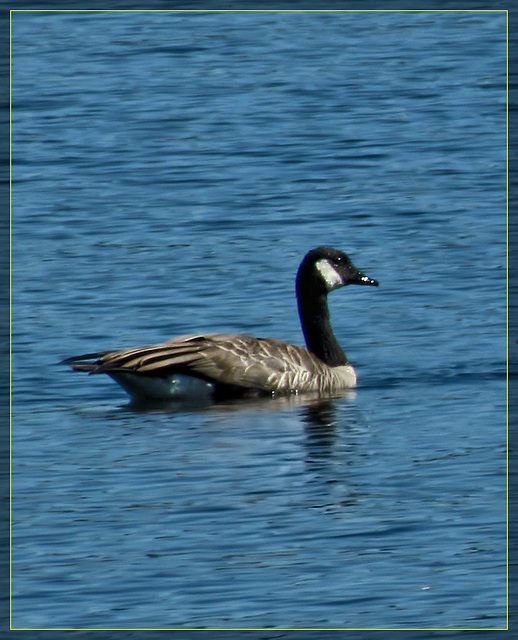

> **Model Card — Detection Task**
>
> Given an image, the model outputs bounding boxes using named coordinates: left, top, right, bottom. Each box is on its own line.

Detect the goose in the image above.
left=63, top=247, right=379, bottom=400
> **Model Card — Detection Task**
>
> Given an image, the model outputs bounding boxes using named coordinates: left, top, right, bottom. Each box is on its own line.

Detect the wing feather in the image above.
left=66, top=333, right=324, bottom=393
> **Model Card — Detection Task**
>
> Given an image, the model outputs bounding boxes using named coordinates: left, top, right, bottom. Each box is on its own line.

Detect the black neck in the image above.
left=296, top=285, right=348, bottom=367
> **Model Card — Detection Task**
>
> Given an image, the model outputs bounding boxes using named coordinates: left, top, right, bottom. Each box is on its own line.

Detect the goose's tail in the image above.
left=61, top=352, right=110, bottom=373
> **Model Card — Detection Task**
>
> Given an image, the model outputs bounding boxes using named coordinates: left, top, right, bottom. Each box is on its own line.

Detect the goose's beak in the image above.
left=355, top=272, right=379, bottom=287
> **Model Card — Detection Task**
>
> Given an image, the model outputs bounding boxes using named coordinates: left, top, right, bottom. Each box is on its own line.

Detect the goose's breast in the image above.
left=316, top=364, right=357, bottom=392
left=330, top=364, right=357, bottom=389
left=270, top=362, right=357, bottom=394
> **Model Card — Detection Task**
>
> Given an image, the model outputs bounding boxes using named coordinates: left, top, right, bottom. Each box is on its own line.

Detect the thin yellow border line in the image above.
left=9, top=8, right=13, bottom=633
left=506, top=8, right=509, bottom=630
left=9, top=7, right=509, bottom=633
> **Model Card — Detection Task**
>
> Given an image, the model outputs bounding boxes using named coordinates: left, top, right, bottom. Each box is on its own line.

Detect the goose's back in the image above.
left=68, top=333, right=357, bottom=395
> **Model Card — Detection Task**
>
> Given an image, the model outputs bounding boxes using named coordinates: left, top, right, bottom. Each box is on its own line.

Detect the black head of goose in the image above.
left=63, top=247, right=379, bottom=400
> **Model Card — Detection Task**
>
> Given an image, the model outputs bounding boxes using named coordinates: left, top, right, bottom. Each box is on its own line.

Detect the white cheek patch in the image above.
left=315, top=259, right=343, bottom=290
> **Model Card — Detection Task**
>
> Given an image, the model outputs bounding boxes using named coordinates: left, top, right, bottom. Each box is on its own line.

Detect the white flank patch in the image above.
left=315, top=259, right=343, bottom=290
left=110, top=372, right=214, bottom=401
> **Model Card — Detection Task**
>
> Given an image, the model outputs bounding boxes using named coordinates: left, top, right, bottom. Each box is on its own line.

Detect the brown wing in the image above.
left=65, top=333, right=321, bottom=393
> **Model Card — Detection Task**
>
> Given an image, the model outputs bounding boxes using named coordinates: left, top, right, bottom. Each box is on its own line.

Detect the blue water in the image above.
left=10, top=10, right=507, bottom=631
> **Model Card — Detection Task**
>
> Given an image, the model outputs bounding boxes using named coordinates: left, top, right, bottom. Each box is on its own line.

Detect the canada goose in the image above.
left=63, top=247, right=379, bottom=400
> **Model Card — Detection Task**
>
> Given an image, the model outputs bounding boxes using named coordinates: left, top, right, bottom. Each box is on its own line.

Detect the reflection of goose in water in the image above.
left=302, top=401, right=340, bottom=456
left=63, top=247, right=378, bottom=402
left=124, top=388, right=356, bottom=415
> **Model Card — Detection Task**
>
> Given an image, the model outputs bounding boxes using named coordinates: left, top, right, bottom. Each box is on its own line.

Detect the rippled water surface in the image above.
left=11, top=10, right=507, bottom=630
